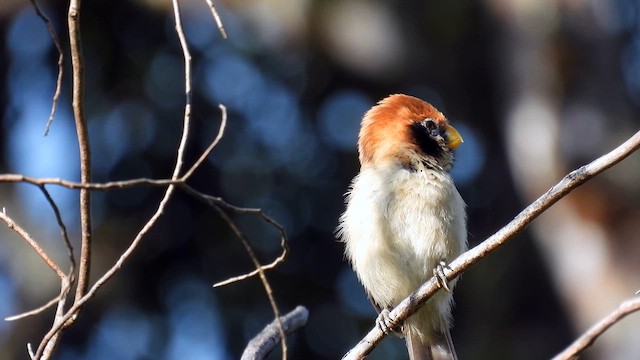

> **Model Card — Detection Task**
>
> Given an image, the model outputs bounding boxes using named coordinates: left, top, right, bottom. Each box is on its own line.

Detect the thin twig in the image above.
left=553, top=295, right=640, bottom=360
left=343, top=130, right=640, bottom=359
left=172, top=0, right=193, bottom=176
left=41, top=276, right=72, bottom=359
left=204, top=0, right=228, bottom=39
left=31, top=93, right=226, bottom=359
left=0, top=174, right=177, bottom=189
left=0, top=208, right=66, bottom=279
left=5, top=295, right=62, bottom=321
left=32, top=1, right=198, bottom=357
left=181, top=104, right=227, bottom=181
left=28, top=0, right=64, bottom=136
left=180, top=184, right=289, bottom=289
left=241, top=306, right=309, bottom=360
left=212, top=205, right=288, bottom=360
left=68, top=0, right=93, bottom=309
left=171, top=4, right=285, bottom=356
left=38, top=185, right=75, bottom=272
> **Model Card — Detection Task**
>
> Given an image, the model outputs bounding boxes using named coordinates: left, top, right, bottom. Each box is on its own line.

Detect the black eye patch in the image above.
left=410, top=121, right=442, bottom=157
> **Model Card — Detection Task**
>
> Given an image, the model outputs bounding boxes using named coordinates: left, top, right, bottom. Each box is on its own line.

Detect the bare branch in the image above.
left=180, top=185, right=289, bottom=289
left=5, top=295, right=61, bottom=322
left=171, top=0, right=193, bottom=179
left=169, top=4, right=286, bottom=355
left=0, top=174, right=177, bottom=190
left=38, top=185, right=75, bottom=272
left=553, top=295, right=640, bottom=360
left=40, top=276, right=72, bottom=360
left=68, top=0, right=93, bottom=308
left=31, top=0, right=201, bottom=357
left=204, top=0, right=228, bottom=39
left=181, top=104, right=227, bottom=181
left=28, top=0, right=64, bottom=136
left=343, top=130, right=640, bottom=359
left=0, top=208, right=66, bottom=279
left=241, top=306, right=309, bottom=360
left=212, top=205, right=288, bottom=359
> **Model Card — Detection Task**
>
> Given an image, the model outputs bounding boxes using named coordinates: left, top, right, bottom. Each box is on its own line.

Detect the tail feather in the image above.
left=406, top=329, right=457, bottom=360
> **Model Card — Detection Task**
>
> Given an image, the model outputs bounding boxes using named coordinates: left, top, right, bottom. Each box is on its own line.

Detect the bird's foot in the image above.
left=376, top=308, right=400, bottom=335
left=434, top=260, right=451, bottom=292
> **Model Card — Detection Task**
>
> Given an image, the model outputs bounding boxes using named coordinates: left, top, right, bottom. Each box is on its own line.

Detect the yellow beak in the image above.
left=445, top=124, right=463, bottom=150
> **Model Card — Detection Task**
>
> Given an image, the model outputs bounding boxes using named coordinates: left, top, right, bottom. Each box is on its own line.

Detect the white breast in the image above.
left=338, top=162, right=467, bottom=312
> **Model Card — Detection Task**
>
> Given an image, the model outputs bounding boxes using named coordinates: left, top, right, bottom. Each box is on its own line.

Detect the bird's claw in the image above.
left=434, top=261, right=451, bottom=292
left=376, top=308, right=399, bottom=334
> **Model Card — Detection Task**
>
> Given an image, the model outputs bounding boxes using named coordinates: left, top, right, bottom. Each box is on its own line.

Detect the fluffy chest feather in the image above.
left=339, top=162, right=467, bottom=306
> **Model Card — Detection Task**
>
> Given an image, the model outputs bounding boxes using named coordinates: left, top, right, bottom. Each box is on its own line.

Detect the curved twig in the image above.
left=181, top=104, right=227, bottom=181
left=343, top=130, right=640, bottom=359
left=28, top=0, right=64, bottom=136
left=241, top=306, right=309, bottom=360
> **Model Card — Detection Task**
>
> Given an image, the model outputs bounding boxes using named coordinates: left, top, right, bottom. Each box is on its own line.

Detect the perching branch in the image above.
left=552, top=295, right=640, bottom=360
left=343, top=130, right=640, bottom=359
left=241, top=306, right=309, bottom=360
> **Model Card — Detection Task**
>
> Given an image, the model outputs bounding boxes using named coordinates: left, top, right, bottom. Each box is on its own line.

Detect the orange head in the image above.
left=358, top=94, right=463, bottom=171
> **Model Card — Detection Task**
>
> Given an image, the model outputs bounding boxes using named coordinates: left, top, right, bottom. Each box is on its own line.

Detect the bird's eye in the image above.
left=423, top=119, right=438, bottom=132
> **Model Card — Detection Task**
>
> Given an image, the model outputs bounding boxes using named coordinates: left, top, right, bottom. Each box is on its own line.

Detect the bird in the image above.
left=337, top=94, right=467, bottom=360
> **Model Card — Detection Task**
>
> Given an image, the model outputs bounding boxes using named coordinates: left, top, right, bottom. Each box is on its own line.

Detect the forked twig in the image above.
left=180, top=185, right=289, bottom=288
left=181, top=104, right=227, bottom=181
left=212, top=205, right=289, bottom=359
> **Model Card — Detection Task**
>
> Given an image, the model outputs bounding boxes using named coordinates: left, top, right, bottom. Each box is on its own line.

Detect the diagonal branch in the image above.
left=552, top=295, right=640, bottom=360
left=203, top=0, right=228, bottom=39
left=4, top=295, right=61, bottom=322
left=343, top=129, right=640, bottom=359
left=0, top=208, right=66, bottom=279
left=38, top=185, right=75, bottom=272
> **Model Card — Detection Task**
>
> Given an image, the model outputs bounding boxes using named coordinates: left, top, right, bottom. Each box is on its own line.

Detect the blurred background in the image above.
left=1, top=0, right=639, bottom=359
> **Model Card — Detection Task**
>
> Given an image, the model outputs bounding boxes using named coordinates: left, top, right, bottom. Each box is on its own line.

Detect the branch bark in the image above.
left=241, top=306, right=309, bottom=360
left=552, top=295, right=640, bottom=360
left=68, top=0, right=92, bottom=307
left=343, top=130, right=640, bottom=359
